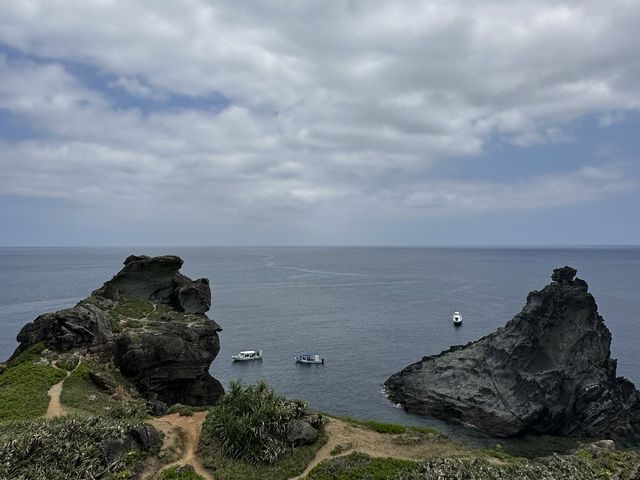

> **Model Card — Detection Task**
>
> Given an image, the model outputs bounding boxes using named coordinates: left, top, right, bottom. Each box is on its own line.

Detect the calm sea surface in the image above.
left=1, top=247, right=639, bottom=447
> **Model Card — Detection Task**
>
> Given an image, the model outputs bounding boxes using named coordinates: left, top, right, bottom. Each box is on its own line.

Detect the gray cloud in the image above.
left=0, top=0, right=639, bottom=235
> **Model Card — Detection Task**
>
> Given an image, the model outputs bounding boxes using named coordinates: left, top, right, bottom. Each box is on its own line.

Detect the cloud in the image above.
left=0, top=0, right=639, bottom=237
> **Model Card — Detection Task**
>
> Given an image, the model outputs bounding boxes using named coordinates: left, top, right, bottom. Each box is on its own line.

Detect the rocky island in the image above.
left=386, top=267, right=640, bottom=441
left=11, top=254, right=224, bottom=410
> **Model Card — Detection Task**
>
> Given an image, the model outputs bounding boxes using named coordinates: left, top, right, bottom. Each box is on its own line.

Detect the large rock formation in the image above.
left=10, top=255, right=224, bottom=406
left=385, top=267, right=640, bottom=440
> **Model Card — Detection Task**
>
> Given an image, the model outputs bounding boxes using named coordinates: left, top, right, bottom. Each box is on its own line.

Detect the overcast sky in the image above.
left=0, top=1, right=639, bottom=246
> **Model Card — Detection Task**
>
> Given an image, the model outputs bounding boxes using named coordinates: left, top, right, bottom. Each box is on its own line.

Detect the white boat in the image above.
left=453, top=311, right=463, bottom=326
left=232, top=350, right=263, bottom=361
left=295, top=353, right=324, bottom=364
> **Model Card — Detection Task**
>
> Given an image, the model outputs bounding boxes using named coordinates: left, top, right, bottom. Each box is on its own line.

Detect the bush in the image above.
left=0, top=416, right=154, bottom=480
left=202, top=381, right=323, bottom=465
left=156, top=466, right=204, bottom=480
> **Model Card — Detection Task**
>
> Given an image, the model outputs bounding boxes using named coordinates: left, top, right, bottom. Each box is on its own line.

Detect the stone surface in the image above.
left=9, top=255, right=224, bottom=406
left=101, top=424, right=161, bottom=464
left=286, top=419, right=319, bottom=446
left=385, top=267, right=640, bottom=440
left=90, top=371, right=118, bottom=394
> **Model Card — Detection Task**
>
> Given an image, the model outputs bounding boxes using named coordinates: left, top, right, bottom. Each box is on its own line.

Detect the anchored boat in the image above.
left=453, top=311, right=463, bottom=326
left=232, top=350, right=263, bottom=361
left=295, top=353, right=324, bottom=364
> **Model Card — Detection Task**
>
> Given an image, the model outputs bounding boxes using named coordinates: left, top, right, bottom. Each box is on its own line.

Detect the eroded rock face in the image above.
left=10, top=255, right=224, bottom=406
left=385, top=267, right=640, bottom=440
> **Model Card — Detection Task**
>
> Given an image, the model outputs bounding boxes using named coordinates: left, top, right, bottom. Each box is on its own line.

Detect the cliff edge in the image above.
left=10, top=255, right=224, bottom=407
left=385, top=266, right=640, bottom=440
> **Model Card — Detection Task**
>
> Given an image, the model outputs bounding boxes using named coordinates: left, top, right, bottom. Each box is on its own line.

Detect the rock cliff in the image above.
left=10, top=255, right=224, bottom=407
left=385, top=267, right=640, bottom=440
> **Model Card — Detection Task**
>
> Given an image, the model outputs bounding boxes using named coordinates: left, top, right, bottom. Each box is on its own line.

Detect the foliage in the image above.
left=306, top=450, right=640, bottom=480
left=167, top=404, right=208, bottom=416
left=335, top=416, right=440, bottom=437
left=60, top=362, right=146, bottom=418
left=0, top=360, right=66, bottom=421
left=111, top=295, right=155, bottom=319
left=198, top=427, right=327, bottom=480
left=0, top=416, right=153, bottom=480
left=307, top=452, right=418, bottom=480
left=155, top=466, right=204, bottom=480
left=202, top=381, right=323, bottom=465
left=6, top=342, right=46, bottom=367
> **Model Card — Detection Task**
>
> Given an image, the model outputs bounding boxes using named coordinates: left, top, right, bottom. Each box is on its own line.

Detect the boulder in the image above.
left=385, top=267, right=640, bottom=440
left=286, top=419, right=319, bottom=446
left=90, top=371, right=118, bottom=394
left=101, top=424, right=161, bottom=464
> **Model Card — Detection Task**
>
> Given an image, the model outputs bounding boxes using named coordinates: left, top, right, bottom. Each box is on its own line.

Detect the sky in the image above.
left=0, top=1, right=639, bottom=246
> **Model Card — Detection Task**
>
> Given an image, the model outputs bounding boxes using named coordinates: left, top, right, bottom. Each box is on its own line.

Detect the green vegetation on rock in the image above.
left=335, top=416, right=441, bottom=437
left=0, top=353, right=66, bottom=421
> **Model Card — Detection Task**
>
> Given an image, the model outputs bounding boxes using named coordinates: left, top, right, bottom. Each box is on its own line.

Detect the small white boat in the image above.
left=232, top=350, right=263, bottom=361
left=453, top=311, right=463, bottom=326
left=295, top=353, right=324, bottom=364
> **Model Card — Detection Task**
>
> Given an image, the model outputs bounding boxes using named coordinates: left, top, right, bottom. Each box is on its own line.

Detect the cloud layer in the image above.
left=0, top=1, right=639, bottom=243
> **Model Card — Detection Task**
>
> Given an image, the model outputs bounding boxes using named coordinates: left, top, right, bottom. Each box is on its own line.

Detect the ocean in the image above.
left=1, top=246, right=639, bottom=446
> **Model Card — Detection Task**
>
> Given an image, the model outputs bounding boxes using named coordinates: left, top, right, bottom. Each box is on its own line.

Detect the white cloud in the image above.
left=0, top=0, right=639, bottom=232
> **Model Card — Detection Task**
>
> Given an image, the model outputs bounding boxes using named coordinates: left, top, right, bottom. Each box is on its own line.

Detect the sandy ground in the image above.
left=290, top=417, right=474, bottom=479
left=147, top=412, right=214, bottom=480
left=44, top=371, right=70, bottom=418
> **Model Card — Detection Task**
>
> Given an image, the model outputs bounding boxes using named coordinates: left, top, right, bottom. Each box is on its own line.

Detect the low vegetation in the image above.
left=198, top=381, right=326, bottom=479
left=0, top=344, right=67, bottom=421
left=155, top=466, right=204, bottom=480
left=0, top=416, right=155, bottom=480
left=336, top=416, right=441, bottom=437
left=306, top=449, right=640, bottom=480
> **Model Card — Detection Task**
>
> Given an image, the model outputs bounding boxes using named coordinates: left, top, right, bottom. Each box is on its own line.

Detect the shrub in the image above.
left=203, top=381, right=322, bottom=465
left=0, top=416, right=154, bottom=480
left=156, top=466, right=204, bottom=479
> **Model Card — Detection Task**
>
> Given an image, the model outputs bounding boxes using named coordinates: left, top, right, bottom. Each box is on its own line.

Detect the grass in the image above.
left=110, top=295, right=154, bottom=320
left=0, top=356, right=67, bottom=421
left=0, top=415, right=156, bottom=480
left=334, top=415, right=441, bottom=437
left=307, top=452, right=418, bottom=480
left=198, top=428, right=327, bottom=480
left=155, top=466, right=204, bottom=480
left=6, top=342, right=47, bottom=367
left=60, top=362, right=146, bottom=418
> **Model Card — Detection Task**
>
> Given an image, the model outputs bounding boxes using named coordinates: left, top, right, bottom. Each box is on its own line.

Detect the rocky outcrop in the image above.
left=10, top=255, right=224, bottom=407
left=385, top=267, right=640, bottom=440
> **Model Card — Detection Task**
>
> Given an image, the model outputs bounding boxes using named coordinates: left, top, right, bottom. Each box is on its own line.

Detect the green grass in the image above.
left=6, top=342, right=47, bottom=367
left=198, top=428, right=327, bottom=480
left=307, top=452, right=418, bottom=480
left=155, top=466, right=204, bottom=480
left=0, top=360, right=67, bottom=421
left=110, top=295, right=154, bottom=320
left=334, top=416, right=441, bottom=437
left=0, top=415, right=156, bottom=480
left=60, top=362, right=146, bottom=418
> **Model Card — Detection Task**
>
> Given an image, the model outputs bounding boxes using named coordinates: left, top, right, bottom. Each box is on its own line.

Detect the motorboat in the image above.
left=232, top=350, right=263, bottom=361
left=295, top=353, right=324, bottom=364
left=453, top=311, right=463, bottom=326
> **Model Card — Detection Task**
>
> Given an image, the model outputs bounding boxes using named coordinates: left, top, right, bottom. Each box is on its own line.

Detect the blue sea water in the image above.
left=1, top=246, right=639, bottom=444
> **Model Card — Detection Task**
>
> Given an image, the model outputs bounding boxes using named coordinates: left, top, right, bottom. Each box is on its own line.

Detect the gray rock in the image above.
left=90, top=371, right=118, bottom=394
left=385, top=267, right=640, bottom=440
left=286, top=419, right=319, bottom=446
left=101, top=424, right=161, bottom=464
left=9, top=255, right=224, bottom=407
left=175, top=464, right=196, bottom=474
left=146, top=399, right=168, bottom=416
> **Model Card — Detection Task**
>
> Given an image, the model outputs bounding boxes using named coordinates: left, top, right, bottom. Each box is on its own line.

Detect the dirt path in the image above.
left=147, top=412, right=214, bottom=480
left=289, top=417, right=473, bottom=479
left=45, top=370, right=70, bottom=418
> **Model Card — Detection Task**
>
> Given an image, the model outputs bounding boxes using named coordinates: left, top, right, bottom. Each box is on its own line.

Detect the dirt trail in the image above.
left=147, top=412, right=214, bottom=480
left=45, top=370, right=70, bottom=418
left=289, top=417, right=473, bottom=480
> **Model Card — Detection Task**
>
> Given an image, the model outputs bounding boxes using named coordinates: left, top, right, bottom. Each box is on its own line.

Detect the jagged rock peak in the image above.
left=95, top=254, right=211, bottom=314
left=385, top=267, right=640, bottom=441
